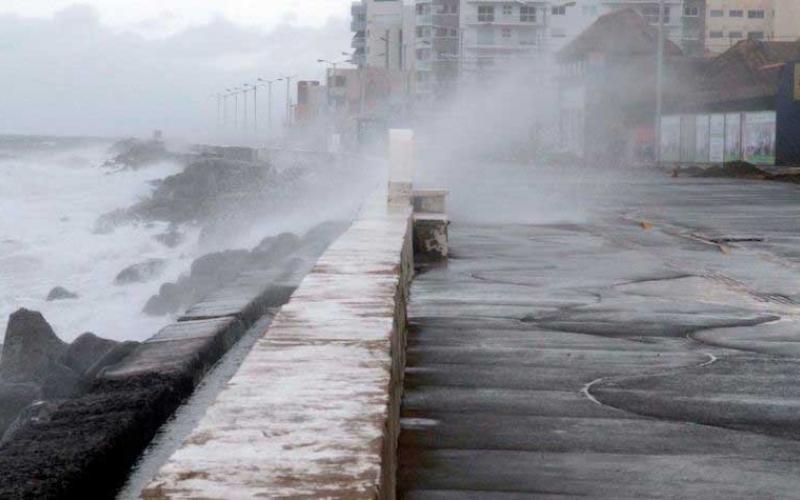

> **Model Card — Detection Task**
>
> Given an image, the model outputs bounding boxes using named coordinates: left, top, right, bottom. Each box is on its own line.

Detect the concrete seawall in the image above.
left=0, top=225, right=339, bottom=499
left=142, top=190, right=414, bottom=498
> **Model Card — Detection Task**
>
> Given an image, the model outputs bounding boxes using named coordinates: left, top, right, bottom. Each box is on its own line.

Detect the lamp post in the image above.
left=241, top=84, right=250, bottom=133
left=257, top=78, right=284, bottom=135
left=226, top=87, right=240, bottom=131
left=655, top=0, right=666, bottom=165
left=281, top=75, right=297, bottom=126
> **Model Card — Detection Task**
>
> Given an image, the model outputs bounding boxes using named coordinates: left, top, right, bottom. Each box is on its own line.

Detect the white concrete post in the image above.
left=388, top=129, right=415, bottom=205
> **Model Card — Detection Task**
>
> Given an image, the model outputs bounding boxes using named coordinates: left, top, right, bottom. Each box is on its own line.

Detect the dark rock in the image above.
left=64, top=333, right=118, bottom=376
left=143, top=282, right=183, bottom=316
left=0, top=382, right=41, bottom=438
left=41, top=361, right=84, bottom=399
left=103, top=138, right=175, bottom=170
left=114, top=258, right=166, bottom=285
left=1, top=399, right=60, bottom=445
left=128, top=157, right=273, bottom=224
left=252, top=232, right=300, bottom=261
left=0, top=309, right=67, bottom=384
left=154, top=228, right=184, bottom=248
left=144, top=250, right=251, bottom=317
left=85, top=341, right=140, bottom=380
left=46, top=286, right=79, bottom=301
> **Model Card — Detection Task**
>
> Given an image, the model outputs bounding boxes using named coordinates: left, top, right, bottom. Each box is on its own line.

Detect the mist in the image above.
left=0, top=4, right=351, bottom=139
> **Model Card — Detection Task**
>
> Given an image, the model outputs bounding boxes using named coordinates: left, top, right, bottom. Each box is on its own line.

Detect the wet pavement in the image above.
left=399, top=164, right=800, bottom=498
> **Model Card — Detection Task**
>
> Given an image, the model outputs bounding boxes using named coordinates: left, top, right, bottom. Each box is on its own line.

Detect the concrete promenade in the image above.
left=142, top=191, right=413, bottom=498
left=399, top=166, right=800, bottom=498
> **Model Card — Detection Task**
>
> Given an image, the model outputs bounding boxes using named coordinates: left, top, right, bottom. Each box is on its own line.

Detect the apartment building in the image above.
left=705, top=0, right=774, bottom=52
left=350, top=0, right=407, bottom=70
left=414, top=0, right=461, bottom=96
left=351, top=2, right=367, bottom=67
left=774, top=0, right=800, bottom=43
left=459, top=0, right=550, bottom=74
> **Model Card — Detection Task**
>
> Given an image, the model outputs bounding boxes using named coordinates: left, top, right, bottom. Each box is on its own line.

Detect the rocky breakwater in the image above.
left=0, top=309, right=137, bottom=443
left=0, top=222, right=348, bottom=500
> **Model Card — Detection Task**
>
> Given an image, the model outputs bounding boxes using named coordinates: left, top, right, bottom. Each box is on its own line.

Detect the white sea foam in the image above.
left=0, top=139, right=197, bottom=343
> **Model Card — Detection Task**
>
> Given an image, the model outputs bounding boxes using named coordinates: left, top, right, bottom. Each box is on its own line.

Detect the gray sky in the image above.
left=0, top=2, right=354, bottom=138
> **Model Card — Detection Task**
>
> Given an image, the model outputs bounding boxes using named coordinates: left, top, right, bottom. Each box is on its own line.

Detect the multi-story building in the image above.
left=774, top=0, right=800, bottom=43
left=414, top=0, right=461, bottom=97
left=704, top=0, right=774, bottom=53
left=350, top=0, right=408, bottom=71
left=682, top=0, right=707, bottom=56
left=459, top=0, right=551, bottom=75
left=351, top=2, right=367, bottom=67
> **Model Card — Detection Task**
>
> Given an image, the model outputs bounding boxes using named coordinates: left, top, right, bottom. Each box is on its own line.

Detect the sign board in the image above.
left=743, top=111, right=777, bottom=165
left=709, top=114, right=725, bottom=163
left=724, top=113, right=742, bottom=162
left=695, top=115, right=709, bottom=162
left=795, top=62, right=800, bottom=101
left=661, top=116, right=681, bottom=162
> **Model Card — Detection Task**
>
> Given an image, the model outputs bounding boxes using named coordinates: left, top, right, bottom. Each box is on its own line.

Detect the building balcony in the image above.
left=351, top=35, right=366, bottom=49
left=351, top=19, right=366, bottom=31
left=464, top=16, right=545, bottom=26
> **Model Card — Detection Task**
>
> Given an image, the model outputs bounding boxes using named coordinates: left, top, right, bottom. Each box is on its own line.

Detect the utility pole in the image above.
left=655, top=0, right=666, bottom=165
left=258, top=78, right=284, bottom=136
left=242, top=84, right=250, bottom=134
left=282, top=76, right=295, bottom=126
left=253, top=84, right=258, bottom=133
left=382, top=31, right=390, bottom=69
left=227, top=88, right=240, bottom=132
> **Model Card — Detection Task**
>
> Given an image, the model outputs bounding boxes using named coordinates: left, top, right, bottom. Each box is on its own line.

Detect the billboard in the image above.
left=724, top=113, right=742, bottom=162
left=795, top=62, right=800, bottom=101
left=709, top=114, right=725, bottom=163
left=661, top=116, right=681, bottom=162
left=743, top=111, right=776, bottom=165
left=695, top=115, right=709, bottom=162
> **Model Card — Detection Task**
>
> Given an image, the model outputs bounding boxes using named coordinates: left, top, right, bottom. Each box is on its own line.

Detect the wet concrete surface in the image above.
left=399, top=166, right=800, bottom=498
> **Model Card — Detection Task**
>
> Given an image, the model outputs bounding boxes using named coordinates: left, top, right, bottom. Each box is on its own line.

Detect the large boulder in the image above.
left=46, top=286, right=78, bottom=301
left=0, top=383, right=41, bottom=438
left=0, top=309, right=67, bottom=384
left=1, top=400, right=60, bottom=445
left=114, top=259, right=166, bottom=285
left=64, top=333, right=118, bottom=376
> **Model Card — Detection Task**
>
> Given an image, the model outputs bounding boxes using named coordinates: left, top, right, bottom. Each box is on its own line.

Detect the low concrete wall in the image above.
left=0, top=230, right=335, bottom=499
left=142, top=191, right=414, bottom=499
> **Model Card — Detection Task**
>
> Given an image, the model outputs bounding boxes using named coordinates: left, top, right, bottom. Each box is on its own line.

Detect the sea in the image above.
left=0, top=136, right=198, bottom=343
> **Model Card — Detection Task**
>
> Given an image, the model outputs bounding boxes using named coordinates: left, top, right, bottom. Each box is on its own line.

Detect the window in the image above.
left=478, top=5, right=495, bottom=22
left=552, top=6, right=566, bottom=15
left=501, top=27, right=512, bottom=38
left=684, top=6, right=699, bottom=17
left=643, top=6, right=669, bottom=24
left=520, top=6, right=537, bottom=22
left=436, top=27, right=448, bottom=37
left=729, top=9, right=743, bottom=17
left=502, top=4, right=512, bottom=16
left=748, top=31, right=765, bottom=39
left=748, top=10, right=765, bottom=19
left=709, top=31, right=724, bottom=38
left=710, top=9, right=724, bottom=17
left=450, top=28, right=458, bottom=37
left=729, top=31, right=743, bottom=39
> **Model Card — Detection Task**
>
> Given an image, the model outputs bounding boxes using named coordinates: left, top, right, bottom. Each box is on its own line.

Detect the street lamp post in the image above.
left=281, top=75, right=296, bottom=126
left=241, top=84, right=250, bottom=133
left=227, top=88, right=240, bottom=131
left=258, top=78, right=284, bottom=135
left=655, top=0, right=666, bottom=165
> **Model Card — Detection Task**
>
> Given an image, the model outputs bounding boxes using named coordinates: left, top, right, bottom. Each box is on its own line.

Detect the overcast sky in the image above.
left=0, top=1, right=354, bottom=138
